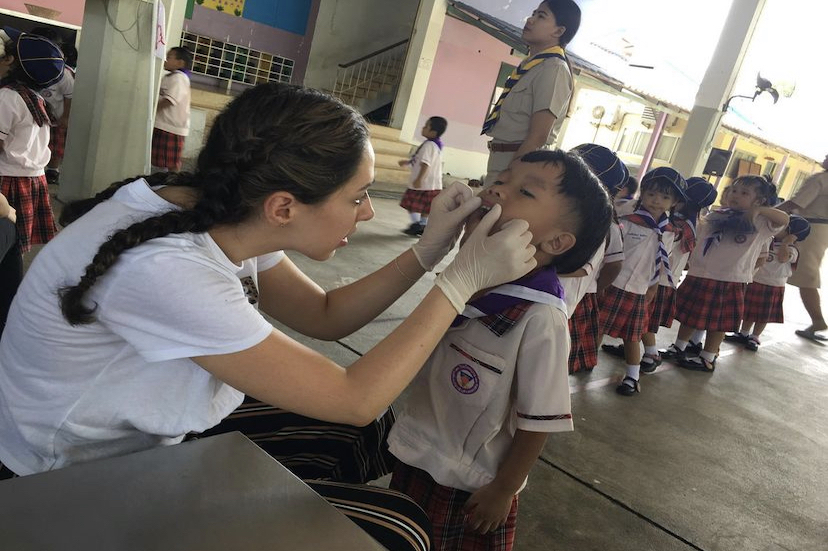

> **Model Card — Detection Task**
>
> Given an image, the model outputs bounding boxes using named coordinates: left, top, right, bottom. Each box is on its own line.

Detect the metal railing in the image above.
left=332, top=39, right=409, bottom=106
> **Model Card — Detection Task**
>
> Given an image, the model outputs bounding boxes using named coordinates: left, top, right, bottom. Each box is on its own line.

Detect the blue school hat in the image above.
left=787, top=215, right=811, bottom=242
left=1, top=26, right=64, bottom=87
left=641, top=166, right=687, bottom=201
left=685, top=177, right=717, bottom=209
left=572, top=143, right=629, bottom=193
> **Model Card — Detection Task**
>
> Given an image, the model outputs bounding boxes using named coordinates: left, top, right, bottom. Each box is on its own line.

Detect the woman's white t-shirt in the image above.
left=0, top=179, right=283, bottom=475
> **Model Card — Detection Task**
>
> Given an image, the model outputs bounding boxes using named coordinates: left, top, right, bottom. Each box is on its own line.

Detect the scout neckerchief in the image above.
left=408, top=137, right=443, bottom=165
left=3, top=83, right=50, bottom=127
left=702, top=208, right=756, bottom=256
left=624, top=208, right=675, bottom=286
left=481, top=45, right=567, bottom=135
left=451, top=267, right=566, bottom=337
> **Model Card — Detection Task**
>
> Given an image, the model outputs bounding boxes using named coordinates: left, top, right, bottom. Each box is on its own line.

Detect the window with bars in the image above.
left=180, top=31, right=295, bottom=86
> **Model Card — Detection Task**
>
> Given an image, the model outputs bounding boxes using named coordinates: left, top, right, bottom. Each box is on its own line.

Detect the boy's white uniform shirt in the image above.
left=154, top=70, right=191, bottom=136
left=0, top=88, right=50, bottom=176
left=687, top=213, right=785, bottom=283
left=407, top=140, right=443, bottom=191
left=0, top=179, right=283, bottom=475
left=388, top=302, right=573, bottom=493
left=753, top=241, right=798, bottom=287
left=587, top=222, right=624, bottom=294
left=42, top=67, right=75, bottom=120
left=610, top=219, right=676, bottom=295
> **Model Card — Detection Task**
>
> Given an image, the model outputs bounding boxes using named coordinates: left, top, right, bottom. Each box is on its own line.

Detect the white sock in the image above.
left=420, top=216, right=428, bottom=225
left=644, top=345, right=658, bottom=356
left=409, top=212, right=421, bottom=223
left=674, top=339, right=689, bottom=351
left=699, top=350, right=716, bottom=362
left=625, top=364, right=640, bottom=383
left=690, top=329, right=705, bottom=343
left=740, top=330, right=750, bottom=337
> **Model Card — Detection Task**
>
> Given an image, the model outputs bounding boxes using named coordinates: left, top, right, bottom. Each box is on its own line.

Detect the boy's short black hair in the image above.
left=541, top=0, right=582, bottom=47
left=169, top=46, right=193, bottom=70
left=427, top=116, right=448, bottom=137
left=519, top=149, right=612, bottom=274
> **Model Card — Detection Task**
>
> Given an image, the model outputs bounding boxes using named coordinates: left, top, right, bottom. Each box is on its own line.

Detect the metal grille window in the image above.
left=618, top=130, right=679, bottom=162
left=180, top=31, right=294, bottom=87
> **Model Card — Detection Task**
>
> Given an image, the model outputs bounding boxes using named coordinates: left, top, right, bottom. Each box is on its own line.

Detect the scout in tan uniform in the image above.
left=481, top=0, right=580, bottom=184
left=779, top=154, right=828, bottom=341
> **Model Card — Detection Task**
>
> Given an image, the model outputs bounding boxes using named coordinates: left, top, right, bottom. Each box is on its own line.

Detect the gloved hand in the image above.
left=435, top=204, right=537, bottom=313
left=412, top=182, right=482, bottom=271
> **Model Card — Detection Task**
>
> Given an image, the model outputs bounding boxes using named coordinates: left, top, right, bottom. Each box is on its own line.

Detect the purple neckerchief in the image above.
left=451, top=267, right=566, bottom=336
left=408, top=137, right=443, bottom=164
left=179, top=69, right=192, bottom=79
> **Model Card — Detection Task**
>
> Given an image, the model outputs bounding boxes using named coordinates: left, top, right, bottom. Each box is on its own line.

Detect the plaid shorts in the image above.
left=49, top=125, right=67, bottom=160
left=675, top=275, right=746, bottom=332
left=569, top=292, right=599, bottom=373
left=151, top=128, right=185, bottom=170
left=0, top=175, right=57, bottom=253
left=599, top=285, right=648, bottom=342
left=743, top=282, right=785, bottom=324
left=647, top=285, right=677, bottom=332
left=197, top=395, right=396, bottom=484
left=391, top=461, right=518, bottom=551
left=400, top=189, right=441, bottom=215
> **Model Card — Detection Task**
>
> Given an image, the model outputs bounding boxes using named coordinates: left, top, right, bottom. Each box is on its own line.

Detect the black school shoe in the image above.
left=403, top=223, right=424, bottom=236
left=659, top=344, right=687, bottom=362
left=678, top=355, right=716, bottom=373
left=686, top=341, right=703, bottom=355
left=639, top=353, right=662, bottom=374
left=723, top=332, right=748, bottom=344
left=601, top=343, right=626, bottom=358
left=615, top=376, right=640, bottom=396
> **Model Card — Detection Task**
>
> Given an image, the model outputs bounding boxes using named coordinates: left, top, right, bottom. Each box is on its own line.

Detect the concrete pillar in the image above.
left=671, top=0, right=766, bottom=178
left=59, top=0, right=187, bottom=202
left=389, top=0, right=447, bottom=142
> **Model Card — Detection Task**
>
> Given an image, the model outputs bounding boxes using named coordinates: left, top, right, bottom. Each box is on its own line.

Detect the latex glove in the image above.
left=412, top=182, right=482, bottom=271
left=435, top=204, right=537, bottom=313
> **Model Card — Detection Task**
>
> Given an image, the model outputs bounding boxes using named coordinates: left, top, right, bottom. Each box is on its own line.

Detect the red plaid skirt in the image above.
left=569, top=292, right=599, bottom=373
left=151, top=128, right=185, bottom=170
left=49, top=125, right=67, bottom=160
left=599, top=285, right=648, bottom=342
left=0, top=175, right=57, bottom=253
left=742, top=282, right=785, bottom=324
left=647, top=285, right=677, bottom=332
left=391, top=461, right=518, bottom=551
left=400, top=189, right=441, bottom=215
left=675, top=275, right=746, bottom=332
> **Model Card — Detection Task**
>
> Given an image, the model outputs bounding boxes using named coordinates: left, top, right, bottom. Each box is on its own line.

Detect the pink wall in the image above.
left=418, top=17, right=522, bottom=153
left=0, top=0, right=84, bottom=26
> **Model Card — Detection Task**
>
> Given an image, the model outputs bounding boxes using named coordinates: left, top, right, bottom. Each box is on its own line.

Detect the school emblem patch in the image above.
left=451, top=364, right=480, bottom=394
left=734, top=234, right=747, bottom=244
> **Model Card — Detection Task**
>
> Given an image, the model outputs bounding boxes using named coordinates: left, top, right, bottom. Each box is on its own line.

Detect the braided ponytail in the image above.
left=59, top=173, right=173, bottom=227
left=60, top=209, right=214, bottom=324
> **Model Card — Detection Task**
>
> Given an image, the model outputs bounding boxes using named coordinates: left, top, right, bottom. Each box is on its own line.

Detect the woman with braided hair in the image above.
left=0, top=83, right=536, bottom=550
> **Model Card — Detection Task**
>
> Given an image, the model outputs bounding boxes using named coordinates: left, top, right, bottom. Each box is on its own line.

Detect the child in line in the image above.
left=399, top=116, right=447, bottom=236
left=388, top=150, right=613, bottom=550
left=725, top=215, right=810, bottom=351
left=599, top=167, right=686, bottom=396
left=605, top=178, right=718, bottom=371
left=151, top=47, right=192, bottom=172
left=564, top=143, right=627, bottom=374
left=666, top=175, right=788, bottom=371
left=30, top=27, right=74, bottom=186
left=0, top=28, right=64, bottom=254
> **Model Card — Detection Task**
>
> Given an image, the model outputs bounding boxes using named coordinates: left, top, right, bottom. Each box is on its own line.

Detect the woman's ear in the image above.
left=539, top=232, right=576, bottom=257
left=262, top=191, right=298, bottom=226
